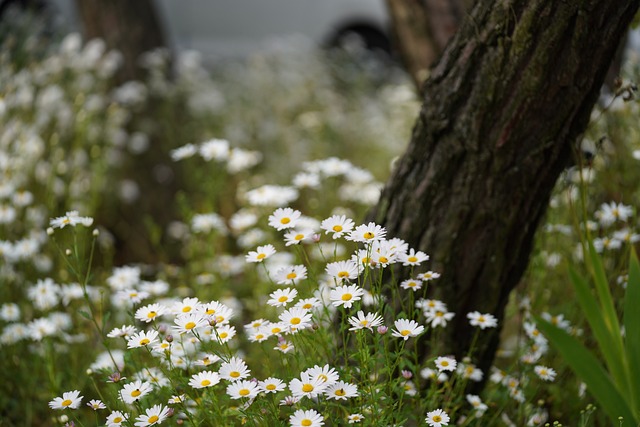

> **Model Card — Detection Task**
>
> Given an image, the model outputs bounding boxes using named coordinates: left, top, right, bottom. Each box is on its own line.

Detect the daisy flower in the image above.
left=305, top=364, right=339, bottom=385
left=419, top=271, right=441, bottom=281
left=434, top=356, right=457, bottom=372
left=172, top=312, right=208, bottom=335
left=219, top=357, right=251, bottom=381
left=425, top=408, right=450, bottom=427
left=325, top=381, right=359, bottom=400
left=246, top=244, right=276, bottom=263
left=268, top=207, right=301, bottom=231
left=320, top=215, right=355, bottom=239
left=268, top=288, right=298, bottom=307
left=325, top=260, right=360, bottom=283
left=167, top=395, right=186, bottom=404
left=127, top=330, right=159, bottom=349
left=211, top=324, right=236, bottom=343
left=274, top=265, right=308, bottom=285
left=425, top=309, right=455, bottom=328
left=49, top=211, right=93, bottom=229
left=87, top=399, right=106, bottom=410
left=289, top=372, right=329, bottom=399
left=200, top=301, right=234, bottom=325
left=265, top=321, right=286, bottom=336
left=275, top=339, right=295, bottom=353
left=466, top=394, right=488, bottom=414
left=189, top=371, right=221, bottom=389
left=290, top=409, right=325, bottom=427
left=392, top=319, right=425, bottom=340
left=294, top=297, right=321, bottom=311
left=347, top=310, right=384, bottom=332
left=247, top=327, right=270, bottom=342
left=259, top=377, right=286, bottom=393
left=279, top=307, right=313, bottom=333
left=48, top=390, right=83, bottom=410
left=135, top=303, right=168, bottom=323
left=227, top=380, right=260, bottom=399
left=347, top=222, right=386, bottom=242
left=347, top=413, right=364, bottom=423
left=467, top=311, right=498, bottom=329
left=458, top=363, right=484, bottom=382
left=107, top=324, right=137, bottom=338
left=134, top=404, right=171, bottom=426
left=193, top=353, right=221, bottom=367
left=400, top=278, right=423, bottom=291
left=120, top=380, right=153, bottom=404
left=283, top=229, right=315, bottom=246
left=330, top=284, right=365, bottom=308
left=106, top=411, right=129, bottom=426
left=399, top=248, right=429, bottom=266
left=534, top=365, right=557, bottom=381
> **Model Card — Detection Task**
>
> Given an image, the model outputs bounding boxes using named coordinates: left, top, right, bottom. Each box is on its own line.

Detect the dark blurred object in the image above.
left=74, top=0, right=167, bottom=82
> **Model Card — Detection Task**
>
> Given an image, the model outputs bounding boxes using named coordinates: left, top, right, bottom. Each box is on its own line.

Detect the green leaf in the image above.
left=624, top=248, right=640, bottom=418
left=587, top=242, right=624, bottom=352
left=569, top=267, right=629, bottom=395
left=537, top=318, right=637, bottom=425
left=77, top=310, right=91, bottom=320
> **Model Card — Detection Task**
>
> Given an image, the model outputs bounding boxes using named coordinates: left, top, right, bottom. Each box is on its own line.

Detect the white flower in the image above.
left=348, top=310, right=384, bottom=331
left=268, top=288, right=298, bottom=307
left=119, top=380, right=152, bottom=404
left=320, top=215, right=355, bottom=239
left=392, top=318, right=425, bottom=340
left=434, top=356, right=457, bottom=372
left=49, top=211, right=94, bottom=229
left=325, top=260, right=360, bottom=283
left=425, top=408, right=450, bottom=427
left=330, top=284, right=365, bottom=308
left=189, top=371, right=221, bottom=389
left=289, top=409, right=325, bottom=427
left=227, top=380, right=260, bottom=399
left=534, top=365, right=557, bottom=381
left=48, top=390, right=83, bottom=410
left=467, top=311, right=498, bottom=329
left=246, top=244, right=276, bottom=263
left=268, top=207, right=302, bottom=231
left=347, top=222, right=386, bottom=242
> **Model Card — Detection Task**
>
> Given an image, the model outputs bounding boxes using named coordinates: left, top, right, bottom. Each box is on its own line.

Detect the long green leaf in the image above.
left=537, top=318, right=637, bottom=425
left=569, top=267, right=629, bottom=396
left=624, top=248, right=640, bottom=419
left=587, top=241, right=625, bottom=354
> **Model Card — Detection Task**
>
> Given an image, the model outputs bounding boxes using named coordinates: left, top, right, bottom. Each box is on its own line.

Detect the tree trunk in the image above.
left=372, top=0, right=639, bottom=375
left=74, top=0, right=167, bottom=81
left=385, top=0, right=469, bottom=92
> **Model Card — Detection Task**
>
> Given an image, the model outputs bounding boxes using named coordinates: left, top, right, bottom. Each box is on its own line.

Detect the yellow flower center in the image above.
left=332, top=225, right=343, bottom=232
left=441, top=361, right=449, bottom=366
left=435, top=311, right=444, bottom=317
left=400, top=330, right=411, bottom=336
left=286, top=272, right=297, bottom=280
left=360, top=320, right=369, bottom=326
left=290, top=318, right=301, bottom=325
left=61, top=399, right=72, bottom=407
left=272, top=327, right=282, bottom=333
left=379, top=256, right=388, bottom=263
left=148, top=415, right=159, bottom=424
left=302, top=384, right=314, bottom=393
left=266, top=384, right=276, bottom=390
left=301, top=420, right=312, bottom=427
left=201, top=379, right=211, bottom=386
left=230, top=371, right=240, bottom=378
left=206, top=308, right=216, bottom=315
left=62, top=218, right=71, bottom=224
left=280, top=217, right=291, bottom=224
left=408, top=282, right=416, bottom=287
left=131, top=389, right=141, bottom=397
left=318, top=374, right=328, bottom=382
left=295, top=234, right=304, bottom=241
left=302, top=303, right=312, bottom=309
left=338, top=271, right=349, bottom=278
left=341, top=293, right=352, bottom=301
left=147, top=311, right=157, bottom=318
left=182, top=306, right=191, bottom=313
left=185, top=321, right=196, bottom=330
left=140, top=338, right=150, bottom=345
left=278, top=296, right=289, bottom=303
left=478, top=316, right=485, bottom=322
left=255, top=334, right=264, bottom=340
left=408, top=256, right=418, bottom=263
left=335, top=388, right=346, bottom=396
left=219, top=332, right=228, bottom=339
left=433, top=415, right=442, bottom=422
left=113, top=417, right=123, bottom=423
left=363, top=231, right=374, bottom=239
left=239, top=389, right=250, bottom=396
left=257, top=253, right=266, bottom=260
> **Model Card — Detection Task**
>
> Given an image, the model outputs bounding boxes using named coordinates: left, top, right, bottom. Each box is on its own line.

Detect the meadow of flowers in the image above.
left=2, top=14, right=640, bottom=427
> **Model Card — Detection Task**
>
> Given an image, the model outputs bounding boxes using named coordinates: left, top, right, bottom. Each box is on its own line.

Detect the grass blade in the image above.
left=624, top=248, right=640, bottom=418
left=537, top=318, right=636, bottom=425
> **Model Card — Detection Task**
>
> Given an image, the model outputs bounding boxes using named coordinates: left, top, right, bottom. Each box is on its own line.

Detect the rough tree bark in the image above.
left=372, top=0, right=639, bottom=375
left=385, top=0, right=470, bottom=92
left=74, top=0, right=167, bottom=81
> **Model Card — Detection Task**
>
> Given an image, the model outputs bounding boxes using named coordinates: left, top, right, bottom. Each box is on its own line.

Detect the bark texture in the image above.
left=385, top=0, right=469, bottom=91
left=373, top=0, right=639, bottom=374
left=75, top=0, right=166, bottom=81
